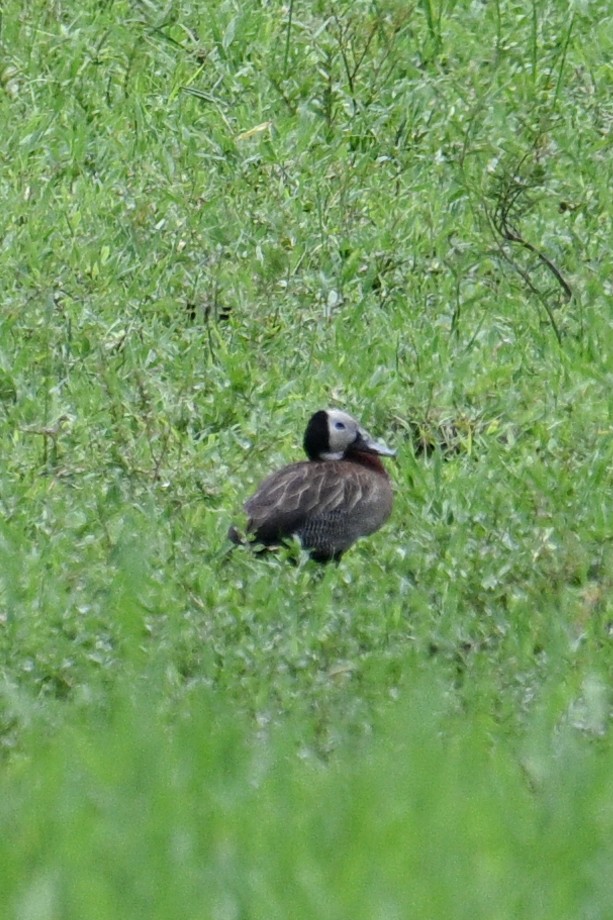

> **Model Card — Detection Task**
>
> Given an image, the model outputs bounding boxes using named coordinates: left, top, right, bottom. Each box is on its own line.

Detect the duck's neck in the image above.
left=346, top=451, right=389, bottom=476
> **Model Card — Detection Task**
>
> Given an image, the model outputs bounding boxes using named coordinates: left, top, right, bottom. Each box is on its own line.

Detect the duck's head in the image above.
left=303, top=409, right=396, bottom=461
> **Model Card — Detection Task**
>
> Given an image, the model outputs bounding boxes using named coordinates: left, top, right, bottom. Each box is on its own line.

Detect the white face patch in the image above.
left=322, top=408, right=396, bottom=460
left=326, top=410, right=361, bottom=455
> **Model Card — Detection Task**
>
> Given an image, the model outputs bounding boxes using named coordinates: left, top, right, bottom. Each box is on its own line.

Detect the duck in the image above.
left=229, top=409, right=395, bottom=562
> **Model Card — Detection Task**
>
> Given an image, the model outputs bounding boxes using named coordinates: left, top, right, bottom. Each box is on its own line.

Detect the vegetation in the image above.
left=1, top=0, right=612, bottom=916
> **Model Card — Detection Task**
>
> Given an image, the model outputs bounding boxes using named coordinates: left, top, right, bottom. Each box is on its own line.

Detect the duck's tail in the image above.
left=227, top=525, right=246, bottom=546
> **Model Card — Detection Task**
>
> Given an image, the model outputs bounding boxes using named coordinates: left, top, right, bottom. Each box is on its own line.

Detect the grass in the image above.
left=1, top=0, right=613, bottom=916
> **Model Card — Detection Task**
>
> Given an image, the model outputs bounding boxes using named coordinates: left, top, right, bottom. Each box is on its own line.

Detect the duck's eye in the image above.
left=334, top=421, right=346, bottom=430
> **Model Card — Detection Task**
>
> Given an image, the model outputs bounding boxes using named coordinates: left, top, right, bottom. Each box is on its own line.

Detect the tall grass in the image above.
left=1, top=0, right=613, bottom=916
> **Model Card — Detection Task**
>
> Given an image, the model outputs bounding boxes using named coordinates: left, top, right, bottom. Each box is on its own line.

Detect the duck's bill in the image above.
left=368, top=440, right=396, bottom=457
left=354, top=431, right=396, bottom=457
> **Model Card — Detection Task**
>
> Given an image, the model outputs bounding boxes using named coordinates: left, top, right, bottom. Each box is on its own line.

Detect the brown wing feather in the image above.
left=244, top=461, right=363, bottom=545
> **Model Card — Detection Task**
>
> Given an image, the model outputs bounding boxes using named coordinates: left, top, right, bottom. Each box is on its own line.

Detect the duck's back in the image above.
left=245, top=459, right=392, bottom=560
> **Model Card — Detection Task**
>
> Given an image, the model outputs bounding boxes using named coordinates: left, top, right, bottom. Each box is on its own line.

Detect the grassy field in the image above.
left=1, top=0, right=613, bottom=916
